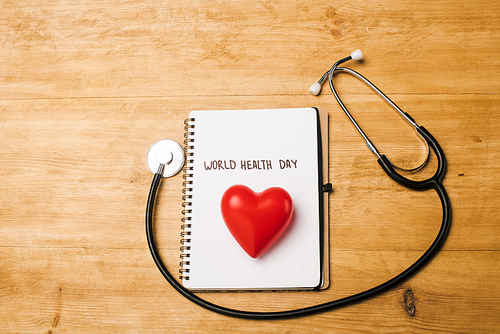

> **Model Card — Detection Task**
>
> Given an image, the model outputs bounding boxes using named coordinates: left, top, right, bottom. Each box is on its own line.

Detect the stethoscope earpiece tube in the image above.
left=146, top=51, right=451, bottom=319
left=377, top=127, right=447, bottom=191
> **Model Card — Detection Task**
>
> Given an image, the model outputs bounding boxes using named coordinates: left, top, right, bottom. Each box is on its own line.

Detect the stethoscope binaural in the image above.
left=145, top=50, right=451, bottom=319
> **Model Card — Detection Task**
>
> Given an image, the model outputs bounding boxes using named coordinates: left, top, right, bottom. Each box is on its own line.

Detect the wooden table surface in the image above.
left=1, top=1, right=499, bottom=333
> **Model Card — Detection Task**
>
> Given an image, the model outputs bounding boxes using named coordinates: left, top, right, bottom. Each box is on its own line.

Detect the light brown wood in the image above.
left=1, top=1, right=499, bottom=332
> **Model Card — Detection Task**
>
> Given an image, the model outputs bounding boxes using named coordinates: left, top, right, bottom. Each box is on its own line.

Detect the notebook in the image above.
left=180, top=108, right=329, bottom=291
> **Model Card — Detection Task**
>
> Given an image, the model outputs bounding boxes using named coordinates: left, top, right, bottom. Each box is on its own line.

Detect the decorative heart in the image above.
left=220, top=185, right=294, bottom=258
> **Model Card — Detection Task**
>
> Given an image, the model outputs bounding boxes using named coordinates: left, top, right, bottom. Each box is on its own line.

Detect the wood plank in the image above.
left=1, top=246, right=498, bottom=332
left=0, top=0, right=499, bottom=99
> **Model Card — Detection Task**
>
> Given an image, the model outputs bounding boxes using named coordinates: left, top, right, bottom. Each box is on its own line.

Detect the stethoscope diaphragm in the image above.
left=146, top=139, right=185, bottom=177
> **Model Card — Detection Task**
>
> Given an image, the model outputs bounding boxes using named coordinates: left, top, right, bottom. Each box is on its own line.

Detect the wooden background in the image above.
left=1, top=0, right=499, bottom=332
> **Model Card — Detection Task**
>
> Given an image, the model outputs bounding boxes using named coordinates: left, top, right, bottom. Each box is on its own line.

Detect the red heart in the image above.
left=220, top=185, right=294, bottom=258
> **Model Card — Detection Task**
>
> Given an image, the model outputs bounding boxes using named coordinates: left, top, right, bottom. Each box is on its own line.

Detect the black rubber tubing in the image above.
left=145, top=167, right=451, bottom=320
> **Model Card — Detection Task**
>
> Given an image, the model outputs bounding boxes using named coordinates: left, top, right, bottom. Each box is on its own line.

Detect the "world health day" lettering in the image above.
left=203, top=159, right=298, bottom=171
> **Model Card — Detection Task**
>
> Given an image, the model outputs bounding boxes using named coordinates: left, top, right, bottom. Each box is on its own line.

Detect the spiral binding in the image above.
left=179, top=118, right=195, bottom=281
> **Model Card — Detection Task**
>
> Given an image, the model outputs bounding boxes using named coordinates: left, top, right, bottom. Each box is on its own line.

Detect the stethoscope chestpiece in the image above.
left=146, top=139, right=185, bottom=177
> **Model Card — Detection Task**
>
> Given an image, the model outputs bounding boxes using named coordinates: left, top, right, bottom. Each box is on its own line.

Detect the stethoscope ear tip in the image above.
left=351, top=49, right=363, bottom=60
left=309, top=82, right=322, bottom=96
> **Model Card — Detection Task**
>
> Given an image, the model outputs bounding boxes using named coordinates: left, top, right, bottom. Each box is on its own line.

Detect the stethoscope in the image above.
left=145, top=50, right=451, bottom=319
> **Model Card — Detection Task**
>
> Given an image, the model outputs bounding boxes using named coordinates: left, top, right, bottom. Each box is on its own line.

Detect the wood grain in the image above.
left=0, top=0, right=499, bottom=332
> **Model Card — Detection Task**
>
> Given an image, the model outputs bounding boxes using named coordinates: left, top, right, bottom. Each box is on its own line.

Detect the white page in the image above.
left=183, top=108, right=321, bottom=290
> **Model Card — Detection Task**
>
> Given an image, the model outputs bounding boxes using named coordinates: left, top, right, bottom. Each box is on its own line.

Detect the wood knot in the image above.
left=324, top=6, right=347, bottom=40
left=326, top=7, right=337, bottom=18
left=403, top=287, right=416, bottom=317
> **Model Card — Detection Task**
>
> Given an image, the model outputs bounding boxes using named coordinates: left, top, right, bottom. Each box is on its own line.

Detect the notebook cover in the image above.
left=181, top=108, right=329, bottom=291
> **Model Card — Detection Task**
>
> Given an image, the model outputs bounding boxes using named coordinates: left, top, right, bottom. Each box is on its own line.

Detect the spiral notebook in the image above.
left=180, top=108, right=329, bottom=291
